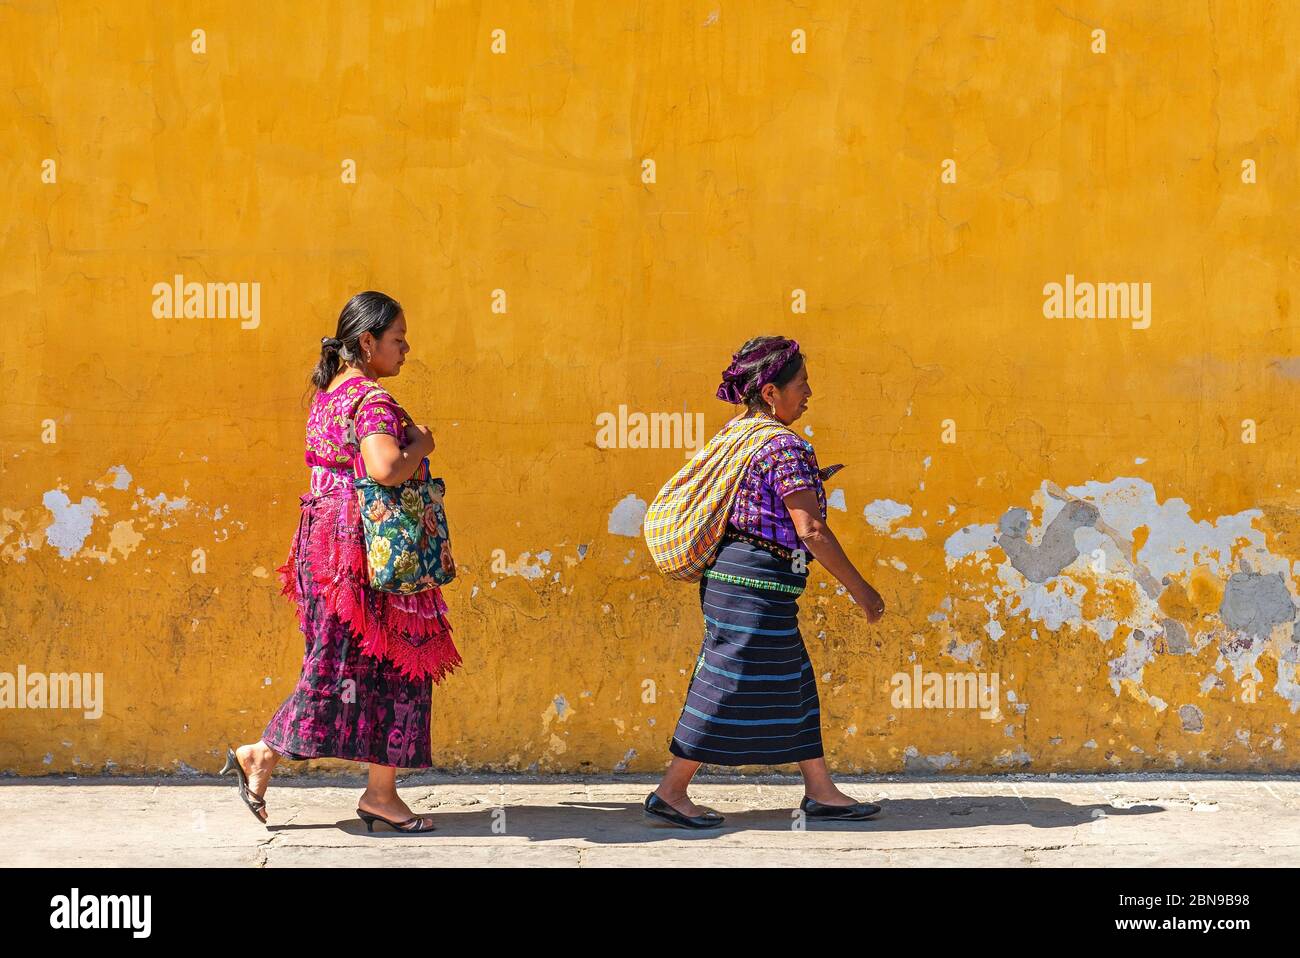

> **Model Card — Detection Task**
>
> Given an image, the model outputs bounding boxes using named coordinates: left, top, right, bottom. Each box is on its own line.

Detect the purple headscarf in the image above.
left=716, top=338, right=801, bottom=404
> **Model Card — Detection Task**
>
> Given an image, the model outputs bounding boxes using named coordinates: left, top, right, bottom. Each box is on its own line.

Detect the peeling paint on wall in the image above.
left=939, top=478, right=1300, bottom=732
left=41, top=491, right=102, bottom=559
left=607, top=494, right=647, bottom=537
left=864, top=499, right=912, bottom=532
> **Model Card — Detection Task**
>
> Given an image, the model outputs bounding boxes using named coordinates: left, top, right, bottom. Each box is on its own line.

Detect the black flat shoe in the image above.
left=800, top=795, right=882, bottom=820
left=643, top=792, right=725, bottom=829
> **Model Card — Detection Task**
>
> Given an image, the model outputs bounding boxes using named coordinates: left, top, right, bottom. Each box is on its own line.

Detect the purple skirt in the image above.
left=262, top=495, right=435, bottom=768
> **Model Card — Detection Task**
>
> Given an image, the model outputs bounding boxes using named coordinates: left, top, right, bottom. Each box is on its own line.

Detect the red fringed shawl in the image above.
left=275, top=489, right=462, bottom=683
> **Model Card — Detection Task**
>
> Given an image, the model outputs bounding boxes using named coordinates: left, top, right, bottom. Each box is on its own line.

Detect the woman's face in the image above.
left=760, top=360, right=811, bottom=424
left=359, top=313, right=409, bottom=377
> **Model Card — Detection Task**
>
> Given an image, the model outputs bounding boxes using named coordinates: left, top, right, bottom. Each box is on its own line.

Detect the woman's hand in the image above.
left=360, top=430, right=427, bottom=487
left=785, top=489, right=886, bottom=624
left=404, top=424, right=435, bottom=457
left=850, top=583, right=886, bottom=623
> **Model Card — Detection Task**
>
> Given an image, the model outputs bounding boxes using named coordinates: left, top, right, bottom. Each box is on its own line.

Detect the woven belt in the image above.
left=702, top=567, right=804, bottom=595
left=718, top=527, right=798, bottom=562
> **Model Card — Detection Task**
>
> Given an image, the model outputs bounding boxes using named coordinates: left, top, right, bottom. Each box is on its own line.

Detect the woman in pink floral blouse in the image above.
left=221, top=291, right=460, bottom=834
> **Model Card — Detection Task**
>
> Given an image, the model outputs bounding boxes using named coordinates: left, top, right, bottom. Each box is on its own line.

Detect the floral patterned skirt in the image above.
left=263, top=491, right=457, bottom=767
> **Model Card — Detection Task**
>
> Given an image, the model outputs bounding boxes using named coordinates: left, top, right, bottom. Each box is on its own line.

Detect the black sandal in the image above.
left=219, top=745, right=268, bottom=824
left=356, top=807, right=436, bottom=833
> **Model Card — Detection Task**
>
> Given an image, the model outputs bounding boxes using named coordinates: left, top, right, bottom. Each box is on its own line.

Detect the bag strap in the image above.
left=345, top=385, right=430, bottom=483
left=345, top=386, right=389, bottom=479
left=711, top=417, right=801, bottom=518
left=714, top=416, right=797, bottom=456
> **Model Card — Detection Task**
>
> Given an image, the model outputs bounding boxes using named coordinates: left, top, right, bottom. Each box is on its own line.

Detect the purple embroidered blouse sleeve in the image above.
left=728, top=433, right=827, bottom=551
left=768, top=438, right=822, bottom=500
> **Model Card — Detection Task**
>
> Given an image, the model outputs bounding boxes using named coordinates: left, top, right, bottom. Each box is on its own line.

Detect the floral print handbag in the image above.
left=349, top=390, right=456, bottom=594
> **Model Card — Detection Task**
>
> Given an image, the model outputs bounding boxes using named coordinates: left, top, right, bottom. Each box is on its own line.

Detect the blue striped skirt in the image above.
left=669, top=536, right=824, bottom=766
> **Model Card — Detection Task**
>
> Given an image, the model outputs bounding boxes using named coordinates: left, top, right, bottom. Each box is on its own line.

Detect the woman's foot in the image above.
left=802, top=784, right=862, bottom=807
left=644, top=792, right=724, bottom=829
left=234, top=743, right=276, bottom=822
left=357, top=790, right=432, bottom=829
left=652, top=786, right=709, bottom=817
left=800, top=793, right=881, bottom=820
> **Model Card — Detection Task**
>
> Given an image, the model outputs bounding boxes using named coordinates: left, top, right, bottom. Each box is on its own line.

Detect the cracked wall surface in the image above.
left=2, top=2, right=1299, bottom=774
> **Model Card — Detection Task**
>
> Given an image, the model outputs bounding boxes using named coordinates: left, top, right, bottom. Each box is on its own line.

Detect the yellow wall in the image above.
left=3, top=1, right=1298, bottom=775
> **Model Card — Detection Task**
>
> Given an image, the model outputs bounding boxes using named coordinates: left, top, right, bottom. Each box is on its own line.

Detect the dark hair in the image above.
left=730, top=336, right=806, bottom=413
left=309, top=291, right=404, bottom=392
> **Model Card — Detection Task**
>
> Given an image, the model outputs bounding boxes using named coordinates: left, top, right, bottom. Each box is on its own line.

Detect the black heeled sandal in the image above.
left=219, top=745, right=268, bottom=824
left=356, top=808, right=436, bottom=834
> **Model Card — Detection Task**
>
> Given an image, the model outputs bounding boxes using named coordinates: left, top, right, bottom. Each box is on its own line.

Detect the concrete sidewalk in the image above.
left=2, top=774, right=1298, bottom=867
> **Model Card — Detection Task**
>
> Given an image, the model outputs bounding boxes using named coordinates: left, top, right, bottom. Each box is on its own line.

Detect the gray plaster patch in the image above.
left=1219, top=570, right=1296, bottom=639
left=1161, top=618, right=1191, bottom=655
left=998, top=499, right=1100, bottom=582
left=902, top=746, right=959, bottom=772
left=993, top=746, right=1032, bottom=767
left=1179, top=704, right=1204, bottom=733
left=998, top=507, right=1031, bottom=539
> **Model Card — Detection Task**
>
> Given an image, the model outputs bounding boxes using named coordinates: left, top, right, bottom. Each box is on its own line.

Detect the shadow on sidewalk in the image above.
left=252, top=796, right=1163, bottom=842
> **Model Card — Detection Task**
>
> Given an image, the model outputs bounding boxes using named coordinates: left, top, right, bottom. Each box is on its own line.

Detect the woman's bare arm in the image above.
left=359, top=426, right=434, bottom=486
left=784, top=488, right=885, bottom=621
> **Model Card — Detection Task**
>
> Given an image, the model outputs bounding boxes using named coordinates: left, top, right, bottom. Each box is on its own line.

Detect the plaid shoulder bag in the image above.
left=643, top=416, right=795, bottom=582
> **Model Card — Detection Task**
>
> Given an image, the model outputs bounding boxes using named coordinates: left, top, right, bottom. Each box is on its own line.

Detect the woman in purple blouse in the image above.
left=646, top=336, right=887, bottom=829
